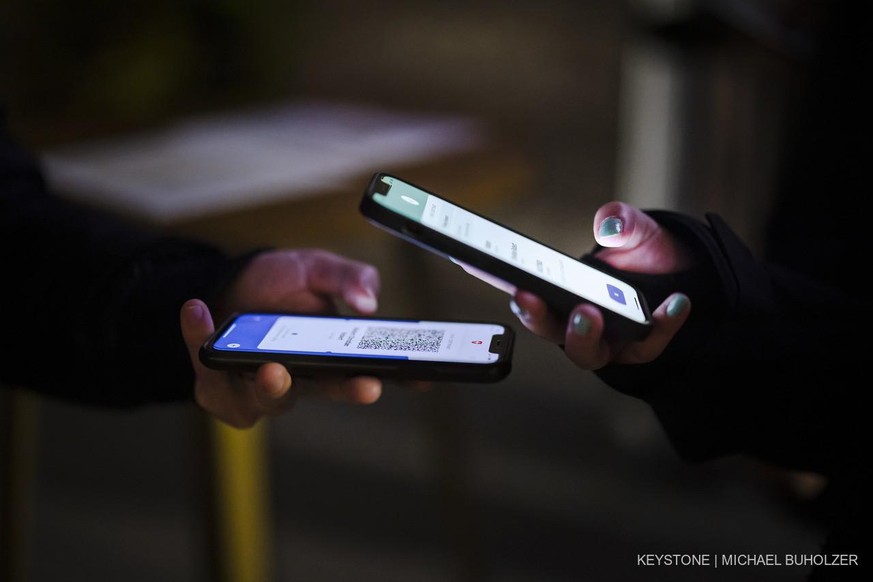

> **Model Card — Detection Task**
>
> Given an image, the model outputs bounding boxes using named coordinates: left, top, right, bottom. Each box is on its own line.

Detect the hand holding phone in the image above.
left=510, top=201, right=694, bottom=370
left=200, top=312, right=514, bottom=383
left=359, top=172, right=653, bottom=340
left=182, top=299, right=382, bottom=429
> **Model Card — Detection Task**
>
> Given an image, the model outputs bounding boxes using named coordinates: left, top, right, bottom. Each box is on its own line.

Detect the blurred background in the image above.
left=1, top=0, right=839, bottom=580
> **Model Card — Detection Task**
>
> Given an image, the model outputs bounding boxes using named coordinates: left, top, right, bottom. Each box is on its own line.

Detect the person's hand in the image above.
left=180, top=249, right=383, bottom=428
left=511, top=201, right=694, bottom=370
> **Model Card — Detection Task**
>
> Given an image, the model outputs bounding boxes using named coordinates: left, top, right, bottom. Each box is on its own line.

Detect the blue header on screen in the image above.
left=213, top=313, right=409, bottom=359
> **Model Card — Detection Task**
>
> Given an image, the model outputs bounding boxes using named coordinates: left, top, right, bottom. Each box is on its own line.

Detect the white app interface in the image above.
left=217, top=315, right=503, bottom=364
left=385, top=179, right=646, bottom=323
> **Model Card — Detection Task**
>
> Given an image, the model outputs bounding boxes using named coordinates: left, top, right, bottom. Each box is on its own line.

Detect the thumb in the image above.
left=593, top=201, right=660, bottom=250
left=180, top=298, right=216, bottom=375
left=592, top=201, right=688, bottom=273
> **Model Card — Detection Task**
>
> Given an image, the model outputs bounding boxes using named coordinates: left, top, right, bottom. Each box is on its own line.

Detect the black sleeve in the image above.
left=0, top=115, right=253, bottom=407
left=590, top=210, right=871, bottom=477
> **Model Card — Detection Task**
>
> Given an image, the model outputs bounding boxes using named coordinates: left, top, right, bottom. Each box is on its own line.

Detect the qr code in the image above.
left=357, top=326, right=444, bottom=352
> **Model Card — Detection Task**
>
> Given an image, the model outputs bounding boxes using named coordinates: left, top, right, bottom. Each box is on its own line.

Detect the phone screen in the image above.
left=371, top=175, right=648, bottom=323
left=211, top=314, right=506, bottom=364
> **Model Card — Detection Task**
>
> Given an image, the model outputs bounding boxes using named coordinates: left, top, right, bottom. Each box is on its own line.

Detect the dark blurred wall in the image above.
left=2, top=1, right=627, bottom=147
left=2, top=0, right=311, bottom=142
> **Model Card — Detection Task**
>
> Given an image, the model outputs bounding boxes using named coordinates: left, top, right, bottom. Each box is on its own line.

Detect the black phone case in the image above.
left=359, top=172, right=653, bottom=341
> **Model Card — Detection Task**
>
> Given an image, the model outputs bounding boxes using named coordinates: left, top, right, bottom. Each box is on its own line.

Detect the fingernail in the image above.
left=598, top=216, right=624, bottom=238
left=509, top=299, right=528, bottom=320
left=571, top=312, right=591, bottom=336
left=353, top=288, right=378, bottom=313
left=666, top=294, right=690, bottom=318
left=186, top=302, right=205, bottom=321
left=265, top=373, right=287, bottom=398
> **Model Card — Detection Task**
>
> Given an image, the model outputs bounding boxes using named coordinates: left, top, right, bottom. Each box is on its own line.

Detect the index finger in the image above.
left=301, top=250, right=381, bottom=314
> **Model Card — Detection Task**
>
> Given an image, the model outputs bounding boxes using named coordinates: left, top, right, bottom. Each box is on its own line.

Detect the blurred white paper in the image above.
left=41, top=101, right=487, bottom=223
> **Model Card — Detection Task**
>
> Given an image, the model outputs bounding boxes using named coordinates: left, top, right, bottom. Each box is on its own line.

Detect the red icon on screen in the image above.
left=472, top=340, right=483, bottom=344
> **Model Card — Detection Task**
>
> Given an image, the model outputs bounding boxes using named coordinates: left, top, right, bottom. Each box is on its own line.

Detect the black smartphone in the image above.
left=200, top=312, right=514, bottom=383
left=359, top=172, right=653, bottom=340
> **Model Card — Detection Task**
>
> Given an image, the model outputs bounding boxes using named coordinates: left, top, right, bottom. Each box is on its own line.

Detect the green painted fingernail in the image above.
left=598, top=216, right=624, bottom=238
left=571, top=312, right=591, bottom=336
left=666, top=294, right=689, bottom=318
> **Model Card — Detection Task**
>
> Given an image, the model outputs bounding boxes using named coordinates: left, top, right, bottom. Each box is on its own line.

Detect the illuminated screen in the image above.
left=372, top=175, right=647, bottom=323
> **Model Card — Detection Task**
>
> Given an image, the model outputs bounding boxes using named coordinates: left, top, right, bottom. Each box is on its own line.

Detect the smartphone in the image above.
left=359, top=172, right=653, bottom=340
left=200, top=312, right=514, bottom=383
